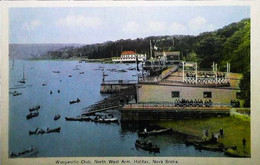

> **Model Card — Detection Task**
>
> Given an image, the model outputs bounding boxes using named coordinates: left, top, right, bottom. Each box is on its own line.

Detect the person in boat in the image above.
left=242, top=138, right=246, bottom=147
left=144, top=128, right=147, bottom=133
left=77, top=98, right=80, bottom=102
left=58, top=90, right=60, bottom=93
left=47, top=127, right=49, bottom=131
left=220, top=128, right=224, bottom=137
left=10, top=152, right=17, bottom=157
left=205, top=129, right=209, bottom=137
left=50, top=90, right=52, bottom=95
left=211, top=132, right=215, bottom=142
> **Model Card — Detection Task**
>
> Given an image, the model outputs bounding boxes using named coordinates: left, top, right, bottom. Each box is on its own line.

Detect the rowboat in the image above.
left=135, top=140, right=160, bottom=153
left=26, top=112, right=39, bottom=120
left=138, top=128, right=172, bottom=137
left=29, top=105, right=40, bottom=112
left=54, top=114, right=61, bottom=120
left=65, top=117, right=91, bottom=121
left=92, top=117, right=118, bottom=123
left=46, top=127, right=61, bottom=133
left=10, top=147, right=38, bottom=158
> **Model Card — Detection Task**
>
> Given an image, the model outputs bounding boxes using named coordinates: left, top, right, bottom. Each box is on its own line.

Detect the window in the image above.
left=203, top=92, right=212, bottom=98
left=172, top=91, right=180, bottom=98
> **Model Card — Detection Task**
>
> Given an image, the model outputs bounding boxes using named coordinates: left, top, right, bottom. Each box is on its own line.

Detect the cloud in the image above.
left=23, top=20, right=41, bottom=31
left=57, top=15, right=102, bottom=28
left=146, top=21, right=167, bottom=33
left=123, top=21, right=141, bottom=34
left=168, top=22, right=187, bottom=34
left=188, top=16, right=215, bottom=32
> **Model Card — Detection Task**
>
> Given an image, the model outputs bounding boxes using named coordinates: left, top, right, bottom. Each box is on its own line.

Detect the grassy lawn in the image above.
left=157, top=116, right=250, bottom=156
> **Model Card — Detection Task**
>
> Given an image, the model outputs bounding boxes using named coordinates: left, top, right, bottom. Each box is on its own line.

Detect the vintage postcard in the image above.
left=1, top=1, right=260, bottom=165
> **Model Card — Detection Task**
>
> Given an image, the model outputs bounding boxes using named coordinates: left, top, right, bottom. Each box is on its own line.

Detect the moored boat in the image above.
left=135, top=139, right=160, bottom=153
left=13, top=91, right=22, bottom=96
left=10, top=147, right=38, bottom=158
left=69, top=98, right=80, bottom=104
left=65, top=116, right=91, bottom=121
left=138, top=128, right=172, bottom=137
left=92, top=117, right=118, bottom=123
left=46, top=127, right=61, bottom=133
left=29, top=105, right=40, bottom=112
left=54, top=114, right=61, bottom=120
left=26, top=112, right=39, bottom=120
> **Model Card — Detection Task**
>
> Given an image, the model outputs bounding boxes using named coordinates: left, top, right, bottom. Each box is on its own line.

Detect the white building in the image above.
left=112, top=51, right=146, bottom=63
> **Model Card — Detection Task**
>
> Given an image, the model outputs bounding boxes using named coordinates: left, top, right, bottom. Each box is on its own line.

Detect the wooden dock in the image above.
left=120, top=104, right=231, bottom=121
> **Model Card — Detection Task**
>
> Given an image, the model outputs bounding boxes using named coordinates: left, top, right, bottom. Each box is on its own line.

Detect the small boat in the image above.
left=135, top=139, right=160, bottom=153
left=69, top=75, right=72, bottom=77
left=13, top=91, right=22, bottom=96
left=79, top=72, right=84, bottom=74
left=42, top=83, right=47, bottom=86
left=10, top=146, right=38, bottom=158
left=26, top=112, right=39, bottom=120
left=118, top=69, right=127, bottom=72
left=54, top=115, right=61, bottom=121
left=53, top=71, right=60, bottom=73
left=29, top=105, right=40, bottom=112
left=65, top=117, right=91, bottom=121
left=92, top=117, right=118, bottom=123
left=138, top=128, right=172, bottom=137
left=19, top=64, right=26, bottom=84
left=29, top=128, right=39, bottom=136
left=46, top=127, right=61, bottom=133
left=73, top=68, right=80, bottom=70
left=69, top=98, right=80, bottom=104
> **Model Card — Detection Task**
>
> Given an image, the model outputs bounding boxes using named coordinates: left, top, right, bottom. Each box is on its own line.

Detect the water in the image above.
left=9, top=60, right=225, bottom=157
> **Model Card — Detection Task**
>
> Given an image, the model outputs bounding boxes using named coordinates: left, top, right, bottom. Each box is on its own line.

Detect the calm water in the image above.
left=9, top=60, right=225, bottom=157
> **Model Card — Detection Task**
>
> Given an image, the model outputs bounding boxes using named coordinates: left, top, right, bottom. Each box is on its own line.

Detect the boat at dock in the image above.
left=54, top=114, right=61, bottom=120
left=92, top=117, right=118, bottom=123
left=138, top=128, right=172, bottom=137
left=29, top=105, right=40, bottom=112
left=135, top=139, right=160, bottom=153
left=26, top=112, right=39, bottom=119
left=65, top=116, right=91, bottom=121
left=69, top=98, right=80, bottom=104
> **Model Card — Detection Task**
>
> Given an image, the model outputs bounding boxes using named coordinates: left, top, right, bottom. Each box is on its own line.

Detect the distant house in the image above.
left=154, top=51, right=180, bottom=61
left=112, top=51, right=146, bottom=63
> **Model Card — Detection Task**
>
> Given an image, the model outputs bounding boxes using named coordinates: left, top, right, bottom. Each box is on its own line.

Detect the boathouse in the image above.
left=137, top=62, right=240, bottom=105
left=120, top=62, right=241, bottom=120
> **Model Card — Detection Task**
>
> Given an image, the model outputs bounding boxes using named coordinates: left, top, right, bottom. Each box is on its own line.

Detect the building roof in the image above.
left=121, top=51, right=137, bottom=55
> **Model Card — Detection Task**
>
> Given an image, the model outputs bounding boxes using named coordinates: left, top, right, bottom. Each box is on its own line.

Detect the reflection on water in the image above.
left=9, top=60, right=225, bottom=157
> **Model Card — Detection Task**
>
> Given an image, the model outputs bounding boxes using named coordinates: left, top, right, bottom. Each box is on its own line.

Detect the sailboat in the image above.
left=19, top=64, right=25, bottom=84
left=11, top=60, right=14, bottom=70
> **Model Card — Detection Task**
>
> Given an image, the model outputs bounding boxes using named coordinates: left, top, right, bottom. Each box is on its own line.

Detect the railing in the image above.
left=139, top=65, right=178, bottom=83
left=125, top=102, right=232, bottom=108
left=183, top=77, right=230, bottom=85
left=102, top=80, right=138, bottom=85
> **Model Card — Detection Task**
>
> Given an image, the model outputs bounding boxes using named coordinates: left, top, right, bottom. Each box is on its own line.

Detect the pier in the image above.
left=120, top=104, right=231, bottom=121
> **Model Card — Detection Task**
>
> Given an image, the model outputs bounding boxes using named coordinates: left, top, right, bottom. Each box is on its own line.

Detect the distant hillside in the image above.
left=9, top=43, right=83, bottom=59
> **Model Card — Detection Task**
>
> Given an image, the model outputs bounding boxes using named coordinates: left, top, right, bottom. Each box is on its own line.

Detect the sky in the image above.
left=9, top=6, right=250, bottom=44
